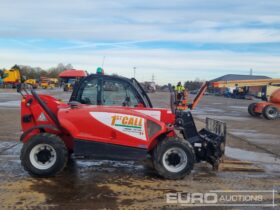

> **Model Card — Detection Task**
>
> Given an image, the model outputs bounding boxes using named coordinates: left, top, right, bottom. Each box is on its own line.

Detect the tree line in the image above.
left=184, top=80, right=204, bottom=91
left=1, top=63, right=74, bottom=81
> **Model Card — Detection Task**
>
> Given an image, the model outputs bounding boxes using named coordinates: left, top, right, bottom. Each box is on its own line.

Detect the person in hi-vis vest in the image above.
left=175, top=82, right=185, bottom=101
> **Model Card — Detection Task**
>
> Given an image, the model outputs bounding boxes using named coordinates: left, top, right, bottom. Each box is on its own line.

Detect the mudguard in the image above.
left=20, top=124, right=59, bottom=142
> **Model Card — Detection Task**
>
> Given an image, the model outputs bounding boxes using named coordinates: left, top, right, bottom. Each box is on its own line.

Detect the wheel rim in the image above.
left=267, top=107, right=278, bottom=118
left=162, top=147, right=188, bottom=173
left=29, top=144, right=57, bottom=170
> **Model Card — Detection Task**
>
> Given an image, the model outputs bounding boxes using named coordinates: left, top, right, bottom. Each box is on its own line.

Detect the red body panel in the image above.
left=254, top=102, right=280, bottom=113
left=270, top=89, right=280, bottom=103
left=21, top=94, right=176, bottom=152
left=21, top=95, right=61, bottom=131
left=21, top=95, right=71, bottom=147
left=58, top=106, right=175, bottom=151
left=253, top=89, right=280, bottom=113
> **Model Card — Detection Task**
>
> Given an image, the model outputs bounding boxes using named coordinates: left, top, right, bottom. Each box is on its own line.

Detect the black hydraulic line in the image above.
left=30, top=89, right=61, bottom=128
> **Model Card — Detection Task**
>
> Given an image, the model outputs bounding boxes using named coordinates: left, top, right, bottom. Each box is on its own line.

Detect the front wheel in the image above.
left=20, top=133, right=68, bottom=177
left=263, top=105, right=279, bottom=120
left=152, top=138, right=195, bottom=180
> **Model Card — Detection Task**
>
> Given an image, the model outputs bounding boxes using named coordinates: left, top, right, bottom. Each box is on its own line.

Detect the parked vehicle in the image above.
left=18, top=73, right=226, bottom=179
left=3, top=68, right=21, bottom=88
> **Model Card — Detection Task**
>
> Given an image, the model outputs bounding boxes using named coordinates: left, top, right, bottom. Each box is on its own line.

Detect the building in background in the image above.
left=210, top=74, right=271, bottom=96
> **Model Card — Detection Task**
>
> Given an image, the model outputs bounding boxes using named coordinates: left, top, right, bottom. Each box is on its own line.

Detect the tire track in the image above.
left=0, top=142, right=19, bottom=154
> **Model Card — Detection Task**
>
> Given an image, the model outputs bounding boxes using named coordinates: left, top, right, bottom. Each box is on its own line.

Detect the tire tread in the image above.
left=153, top=137, right=195, bottom=180
left=20, top=133, right=68, bottom=177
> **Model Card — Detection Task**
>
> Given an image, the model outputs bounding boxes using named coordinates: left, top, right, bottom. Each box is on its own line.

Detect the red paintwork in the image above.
left=58, top=70, right=87, bottom=78
left=21, top=95, right=72, bottom=148
left=254, top=101, right=280, bottom=113
left=191, top=82, right=208, bottom=110
left=253, top=89, right=280, bottom=113
left=254, top=102, right=271, bottom=113
left=270, top=89, right=280, bottom=103
left=21, top=94, right=176, bottom=152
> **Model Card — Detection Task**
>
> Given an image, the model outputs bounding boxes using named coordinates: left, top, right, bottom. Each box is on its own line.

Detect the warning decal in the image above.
left=90, top=112, right=147, bottom=140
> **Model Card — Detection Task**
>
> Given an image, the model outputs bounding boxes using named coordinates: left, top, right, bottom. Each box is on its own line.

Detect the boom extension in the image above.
left=189, top=82, right=209, bottom=110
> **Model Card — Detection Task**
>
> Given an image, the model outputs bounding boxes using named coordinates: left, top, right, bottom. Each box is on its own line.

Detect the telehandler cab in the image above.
left=18, top=73, right=226, bottom=179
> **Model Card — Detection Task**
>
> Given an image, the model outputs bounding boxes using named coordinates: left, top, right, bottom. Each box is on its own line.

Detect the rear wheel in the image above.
left=20, top=133, right=68, bottom=177
left=248, top=103, right=261, bottom=117
left=263, top=105, right=279, bottom=120
left=153, top=138, right=194, bottom=180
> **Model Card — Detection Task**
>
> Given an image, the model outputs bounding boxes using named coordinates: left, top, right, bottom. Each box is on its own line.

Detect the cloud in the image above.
left=0, top=0, right=280, bottom=43
left=0, top=48, right=279, bottom=84
left=0, top=0, right=280, bottom=83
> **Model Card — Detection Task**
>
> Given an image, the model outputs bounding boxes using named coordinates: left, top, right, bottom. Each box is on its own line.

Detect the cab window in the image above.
left=79, top=77, right=98, bottom=104
left=102, top=79, right=140, bottom=107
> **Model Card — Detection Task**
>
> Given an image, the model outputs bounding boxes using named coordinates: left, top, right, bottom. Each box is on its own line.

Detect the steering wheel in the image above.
left=122, top=96, right=131, bottom=107
left=82, top=97, right=92, bottom=104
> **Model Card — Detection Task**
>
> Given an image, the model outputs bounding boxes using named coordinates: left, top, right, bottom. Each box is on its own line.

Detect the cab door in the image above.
left=70, top=75, right=148, bottom=108
left=100, top=77, right=142, bottom=107
left=75, top=76, right=101, bottom=105
left=65, top=76, right=151, bottom=147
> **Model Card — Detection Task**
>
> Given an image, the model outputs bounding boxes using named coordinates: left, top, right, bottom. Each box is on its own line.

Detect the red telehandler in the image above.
left=17, top=73, right=226, bottom=180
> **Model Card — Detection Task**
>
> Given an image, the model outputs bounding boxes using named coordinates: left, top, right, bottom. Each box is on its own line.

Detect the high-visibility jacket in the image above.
left=175, top=85, right=185, bottom=93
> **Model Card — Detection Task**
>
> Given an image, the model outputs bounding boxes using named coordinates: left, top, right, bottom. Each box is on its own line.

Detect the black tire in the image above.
left=263, top=105, right=279, bottom=120
left=152, top=138, right=195, bottom=180
left=20, top=133, right=68, bottom=177
left=248, top=103, right=261, bottom=117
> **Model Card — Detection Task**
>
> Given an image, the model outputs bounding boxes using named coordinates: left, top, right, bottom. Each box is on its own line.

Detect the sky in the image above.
left=0, top=0, right=280, bottom=84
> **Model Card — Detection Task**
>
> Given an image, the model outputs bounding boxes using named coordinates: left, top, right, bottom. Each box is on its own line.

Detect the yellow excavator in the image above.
left=2, top=68, right=21, bottom=88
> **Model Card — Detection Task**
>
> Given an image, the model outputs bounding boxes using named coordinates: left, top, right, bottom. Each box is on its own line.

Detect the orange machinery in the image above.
left=171, top=78, right=280, bottom=120
left=170, top=82, right=208, bottom=112
left=212, top=79, right=280, bottom=120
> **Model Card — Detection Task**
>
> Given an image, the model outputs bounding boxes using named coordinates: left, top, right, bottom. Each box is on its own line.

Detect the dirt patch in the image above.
left=0, top=90, right=279, bottom=209
left=0, top=180, right=47, bottom=209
